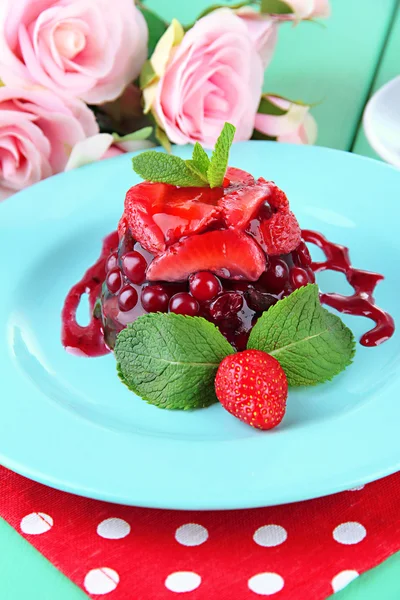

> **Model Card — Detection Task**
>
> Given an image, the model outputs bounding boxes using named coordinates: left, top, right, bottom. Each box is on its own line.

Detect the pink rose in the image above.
left=0, top=0, right=148, bottom=104
left=0, top=87, right=98, bottom=200
left=254, top=96, right=317, bottom=144
left=236, top=8, right=278, bottom=68
left=149, top=9, right=265, bottom=148
left=283, top=0, right=330, bottom=19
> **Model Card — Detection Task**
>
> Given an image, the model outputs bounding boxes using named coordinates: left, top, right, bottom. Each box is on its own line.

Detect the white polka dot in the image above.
left=248, top=573, right=284, bottom=595
left=332, top=570, right=359, bottom=592
left=175, top=523, right=208, bottom=546
left=253, top=525, right=287, bottom=547
left=348, top=485, right=365, bottom=491
left=333, top=522, right=366, bottom=545
left=165, top=571, right=201, bottom=593
left=97, top=518, right=131, bottom=540
left=20, top=513, right=53, bottom=535
left=84, top=568, right=119, bottom=595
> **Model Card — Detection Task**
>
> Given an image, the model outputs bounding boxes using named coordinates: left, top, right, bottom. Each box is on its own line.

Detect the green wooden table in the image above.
left=1, top=1, right=399, bottom=598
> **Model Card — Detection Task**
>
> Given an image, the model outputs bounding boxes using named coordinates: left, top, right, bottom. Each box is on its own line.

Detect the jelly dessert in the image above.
left=62, top=123, right=394, bottom=428
left=97, top=168, right=318, bottom=352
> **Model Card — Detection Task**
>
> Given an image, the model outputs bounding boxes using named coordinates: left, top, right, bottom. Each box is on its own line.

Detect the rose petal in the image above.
left=0, top=0, right=148, bottom=104
left=255, top=101, right=310, bottom=137
left=64, top=133, right=114, bottom=171
left=236, top=8, right=278, bottom=68
left=153, top=8, right=263, bottom=147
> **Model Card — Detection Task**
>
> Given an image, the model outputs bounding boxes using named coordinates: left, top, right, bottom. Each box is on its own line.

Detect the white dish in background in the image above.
left=363, top=75, right=400, bottom=168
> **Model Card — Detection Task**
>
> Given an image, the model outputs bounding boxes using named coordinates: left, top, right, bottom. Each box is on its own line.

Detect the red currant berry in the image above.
left=118, top=285, right=138, bottom=312
left=290, top=266, right=309, bottom=289
left=106, top=268, right=122, bottom=294
left=141, top=285, right=169, bottom=313
left=258, top=258, right=289, bottom=294
left=306, top=267, right=316, bottom=283
left=209, top=292, right=243, bottom=321
left=169, top=292, right=200, bottom=316
left=189, top=272, right=222, bottom=302
left=121, top=251, right=147, bottom=284
left=295, top=240, right=312, bottom=268
left=106, top=252, right=118, bottom=273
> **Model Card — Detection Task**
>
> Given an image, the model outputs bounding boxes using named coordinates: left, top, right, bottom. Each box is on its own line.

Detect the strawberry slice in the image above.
left=124, top=182, right=222, bottom=255
left=246, top=182, right=301, bottom=255
left=146, top=229, right=266, bottom=282
left=259, top=209, right=302, bottom=255
left=225, top=167, right=255, bottom=187
left=220, top=179, right=272, bottom=229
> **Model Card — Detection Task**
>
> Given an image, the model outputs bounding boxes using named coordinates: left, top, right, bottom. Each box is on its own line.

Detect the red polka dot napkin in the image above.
left=0, top=466, right=399, bottom=599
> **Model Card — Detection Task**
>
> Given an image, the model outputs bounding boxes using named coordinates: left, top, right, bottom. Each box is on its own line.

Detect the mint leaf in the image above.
left=207, top=122, right=236, bottom=188
left=115, top=313, right=235, bottom=409
left=185, top=160, right=209, bottom=183
left=247, top=284, right=356, bottom=386
left=132, top=151, right=208, bottom=187
left=184, top=143, right=210, bottom=184
left=191, top=142, right=210, bottom=177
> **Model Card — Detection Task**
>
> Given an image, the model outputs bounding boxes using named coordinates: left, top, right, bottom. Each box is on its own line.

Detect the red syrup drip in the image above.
left=302, top=229, right=395, bottom=347
left=61, top=229, right=395, bottom=357
left=61, top=231, right=118, bottom=357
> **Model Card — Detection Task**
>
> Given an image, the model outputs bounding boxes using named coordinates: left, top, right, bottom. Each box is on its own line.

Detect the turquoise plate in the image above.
left=1, top=142, right=399, bottom=509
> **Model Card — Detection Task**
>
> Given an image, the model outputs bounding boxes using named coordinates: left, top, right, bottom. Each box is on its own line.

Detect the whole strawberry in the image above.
left=215, top=349, right=288, bottom=430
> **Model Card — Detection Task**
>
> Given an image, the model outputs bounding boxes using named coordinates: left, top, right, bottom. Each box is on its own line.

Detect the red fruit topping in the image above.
left=215, top=349, right=288, bottom=430
left=220, top=180, right=272, bottom=229
left=123, top=182, right=223, bottom=255
left=189, top=272, right=222, bottom=302
left=247, top=182, right=301, bottom=256
left=267, top=181, right=289, bottom=210
left=106, top=252, right=118, bottom=273
left=245, top=288, right=278, bottom=312
left=146, top=230, right=266, bottom=282
left=225, top=166, right=255, bottom=187
left=295, top=240, right=312, bottom=267
left=169, top=292, right=200, bottom=316
left=306, top=267, right=316, bottom=283
left=259, top=209, right=301, bottom=255
left=118, top=285, right=138, bottom=312
left=121, top=251, right=147, bottom=284
left=209, top=292, right=244, bottom=321
left=118, top=215, right=128, bottom=239
left=106, top=268, right=122, bottom=294
left=141, top=284, right=169, bottom=313
left=290, top=266, right=309, bottom=289
left=123, top=184, right=167, bottom=255
left=258, top=257, right=289, bottom=294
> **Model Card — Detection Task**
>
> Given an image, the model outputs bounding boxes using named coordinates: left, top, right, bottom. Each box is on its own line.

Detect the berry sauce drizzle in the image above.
left=61, top=231, right=118, bottom=356
left=302, top=229, right=395, bottom=347
left=62, top=229, right=395, bottom=357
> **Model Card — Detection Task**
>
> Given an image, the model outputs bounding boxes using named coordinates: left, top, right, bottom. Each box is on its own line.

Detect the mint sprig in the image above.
left=131, top=122, right=236, bottom=188
left=115, top=313, right=235, bottom=409
left=131, top=151, right=206, bottom=187
left=207, top=122, right=236, bottom=188
left=192, top=142, right=210, bottom=177
left=248, top=284, right=356, bottom=385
